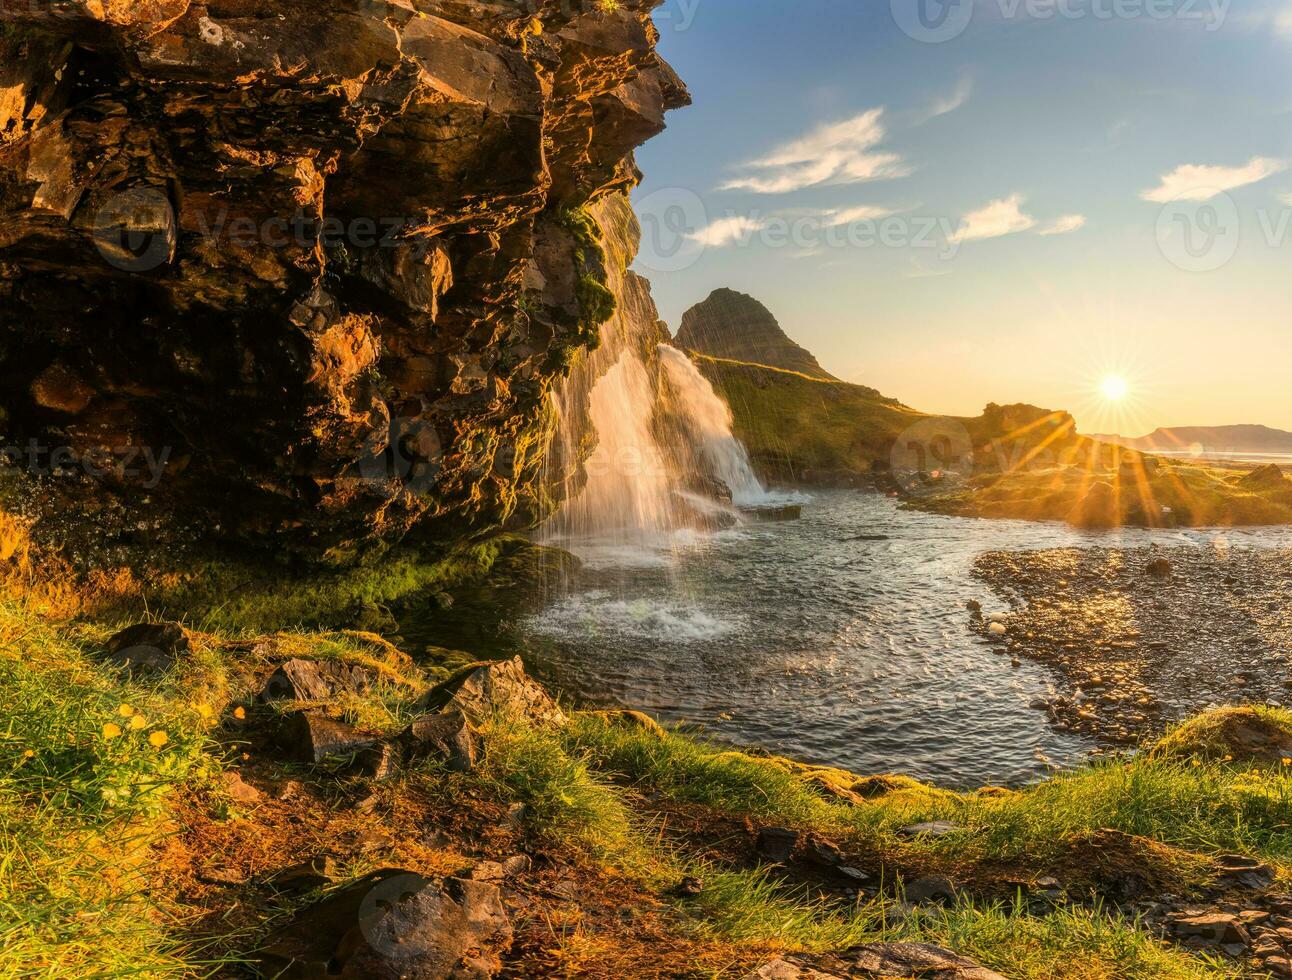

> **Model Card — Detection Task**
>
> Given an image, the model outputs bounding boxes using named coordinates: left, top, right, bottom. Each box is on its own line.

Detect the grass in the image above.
left=0, top=594, right=221, bottom=977
left=0, top=517, right=1283, bottom=978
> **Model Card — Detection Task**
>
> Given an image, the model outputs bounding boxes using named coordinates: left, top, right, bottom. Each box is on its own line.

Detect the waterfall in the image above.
left=543, top=349, right=682, bottom=542
left=543, top=339, right=779, bottom=550
left=656, top=344, right=769, bottom=507
left=539, top=194, right=783, bottom=552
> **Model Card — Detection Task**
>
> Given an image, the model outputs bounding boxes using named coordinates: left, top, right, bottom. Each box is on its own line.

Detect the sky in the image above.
left=631, top=0, right=1292, bottom=436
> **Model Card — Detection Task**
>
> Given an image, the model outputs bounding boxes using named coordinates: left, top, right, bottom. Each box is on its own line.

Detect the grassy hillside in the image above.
left=693, top=354, right=922, bottom=483
left=696, top=354, right=1292, bottom=528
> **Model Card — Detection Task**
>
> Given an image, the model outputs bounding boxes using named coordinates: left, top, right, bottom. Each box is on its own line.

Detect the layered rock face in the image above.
left=0, top=0, right=686, bottom=559
left=676, top=288, right=836, bottom=381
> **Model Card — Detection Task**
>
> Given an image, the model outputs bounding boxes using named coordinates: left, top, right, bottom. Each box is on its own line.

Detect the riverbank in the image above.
left=974, top=546, right=1292, bottom=747
left=7, top=510, right=1292, bottom=978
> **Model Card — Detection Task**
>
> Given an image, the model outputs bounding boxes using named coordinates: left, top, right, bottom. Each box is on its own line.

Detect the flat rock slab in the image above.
left=416, top=656, right=566, bottom=728
left=257, top=869, right=512, bottom=979
left=260, top=658, right=379, bottom=702
left=747, top=943, right=1007, bottom=979
left=103, top=622, right=191, bottom=675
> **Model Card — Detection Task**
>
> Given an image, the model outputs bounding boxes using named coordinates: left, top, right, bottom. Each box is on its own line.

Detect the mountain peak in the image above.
left=676, top=289, right=836, bottom=381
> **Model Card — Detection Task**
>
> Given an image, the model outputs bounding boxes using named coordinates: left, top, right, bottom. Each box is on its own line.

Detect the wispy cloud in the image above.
left=1038, top=214, right=1087, bottom=236
left=951, top=195, right=1036, bottom=243
left=721, top=109, right=910, bottom=194
left=687, top=215, right=766, bottom=247
left=1280, top=191, right=1292, bottom=207
left=1140, top=156, right=1286, bottom=202
left=915, top=76, right=974, bottom=124
left=822, top=204, right=899, bottom=226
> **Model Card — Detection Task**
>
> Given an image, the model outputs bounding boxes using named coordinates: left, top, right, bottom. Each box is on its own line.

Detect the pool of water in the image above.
left=414, top=491, right=1292, bottom=787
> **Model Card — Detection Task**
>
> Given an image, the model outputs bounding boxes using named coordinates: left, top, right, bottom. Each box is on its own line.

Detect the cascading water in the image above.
left=656, top=344, right=769, bottom=507
left=543, top=338, right=783, bottom=554
left=544, top=349, right=682, bottom=543
left=539, top=194, right=786, bottom=556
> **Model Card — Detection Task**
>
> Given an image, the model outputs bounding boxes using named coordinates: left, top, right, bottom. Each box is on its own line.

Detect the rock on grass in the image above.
left=257, top=870, right=511, bottom=979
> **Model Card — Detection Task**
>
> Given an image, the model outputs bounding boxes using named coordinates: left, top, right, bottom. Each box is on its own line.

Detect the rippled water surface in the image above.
left=451, top=492, right=1292, bottom=786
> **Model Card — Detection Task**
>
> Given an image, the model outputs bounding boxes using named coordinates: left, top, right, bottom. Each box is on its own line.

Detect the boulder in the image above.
left=905, top=875, right=959, bottom=905
left=103, top=622, right=191, bottom=675
left=415, top=657, right=566, bottom=728
left=755, top=827, right=800, bottom=864
left=745, top=944, right=1006, bottom=980
left=257, top=870, right=512, bottom=979
left=260, top=659, right=379, bottom=702
left=280, top=711, right=386, bottom=772
left=399, top=710, right=477, bottom=772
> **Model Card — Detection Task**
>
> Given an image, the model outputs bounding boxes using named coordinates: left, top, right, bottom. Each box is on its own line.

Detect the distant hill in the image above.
left=676, top=288, right=837, bottom=381
left=687, top=290, right=1292, bottom=528
left=1091, top=425, right=1292, bottom=455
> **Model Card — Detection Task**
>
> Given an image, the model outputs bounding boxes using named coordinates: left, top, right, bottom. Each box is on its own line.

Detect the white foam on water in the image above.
left=526, top=590, right=743, bottom=643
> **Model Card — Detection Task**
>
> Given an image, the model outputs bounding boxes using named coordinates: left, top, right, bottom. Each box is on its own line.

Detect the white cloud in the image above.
left=916, top=76, right=974, bottom=124
left=1140, top=156, right=1286, bottom=203
left=823, top=204, right=899, bottom=226
left=1280, top=191, right=1292, bottom=207
left=1038, top=214, right=1087, bottom=236
left=951, top=195, right=1036, bottom=243
left=1278, top=6, right=1292, bottom=35
left=687, top=215, right=766, bottom=247
left=721, top=109, right=910, bottom=194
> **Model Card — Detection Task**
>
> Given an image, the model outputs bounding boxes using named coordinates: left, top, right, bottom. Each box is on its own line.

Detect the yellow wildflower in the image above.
left=1224, top=755, right=1234, bottom=762
left=117, top=704, right=135, bottom=718
left=148, top=731, right=169, bottom=748
left=233, top=706, right=246, bottom=720
left=1283, top=758, right=1291, bottom=767
left=23, top=749, right=35, bottom=759
left=102, top=723, right=123, bottom=740
left=1191, top=759, right=1201, bottom=768
left=196, top=704, right=214, bottom=720
left=129, top=714, right=148, bottom=731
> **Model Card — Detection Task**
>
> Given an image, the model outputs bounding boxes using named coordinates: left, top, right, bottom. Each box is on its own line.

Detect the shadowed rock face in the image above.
left=0, top=0, right=687, bottom=560
left=676, top=288, right=836, bottom=381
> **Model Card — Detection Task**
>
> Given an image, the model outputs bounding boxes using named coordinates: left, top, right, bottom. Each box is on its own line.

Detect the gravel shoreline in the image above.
left=973, top=546, right=1292, bottom=746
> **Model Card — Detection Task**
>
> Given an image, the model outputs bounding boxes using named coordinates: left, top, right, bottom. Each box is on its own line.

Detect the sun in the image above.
left=1099, top=375, right=1130, bottom=402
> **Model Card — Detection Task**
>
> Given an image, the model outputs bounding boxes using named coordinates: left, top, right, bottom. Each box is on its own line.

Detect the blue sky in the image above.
left=633, top=0, right=1292, bottom=433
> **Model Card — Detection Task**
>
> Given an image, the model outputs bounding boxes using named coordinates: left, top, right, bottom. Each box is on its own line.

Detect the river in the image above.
left=511, top=491, right=1292, bottom=787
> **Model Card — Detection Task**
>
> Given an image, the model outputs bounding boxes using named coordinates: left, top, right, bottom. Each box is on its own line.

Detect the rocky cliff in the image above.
left=0, top=0, right=687, bottom=561
left=676, top=288, right=836, bottom=380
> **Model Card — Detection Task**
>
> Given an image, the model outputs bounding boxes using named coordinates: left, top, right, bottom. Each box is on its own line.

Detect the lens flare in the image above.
left=1099, top=375, right=1129, bottom=402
